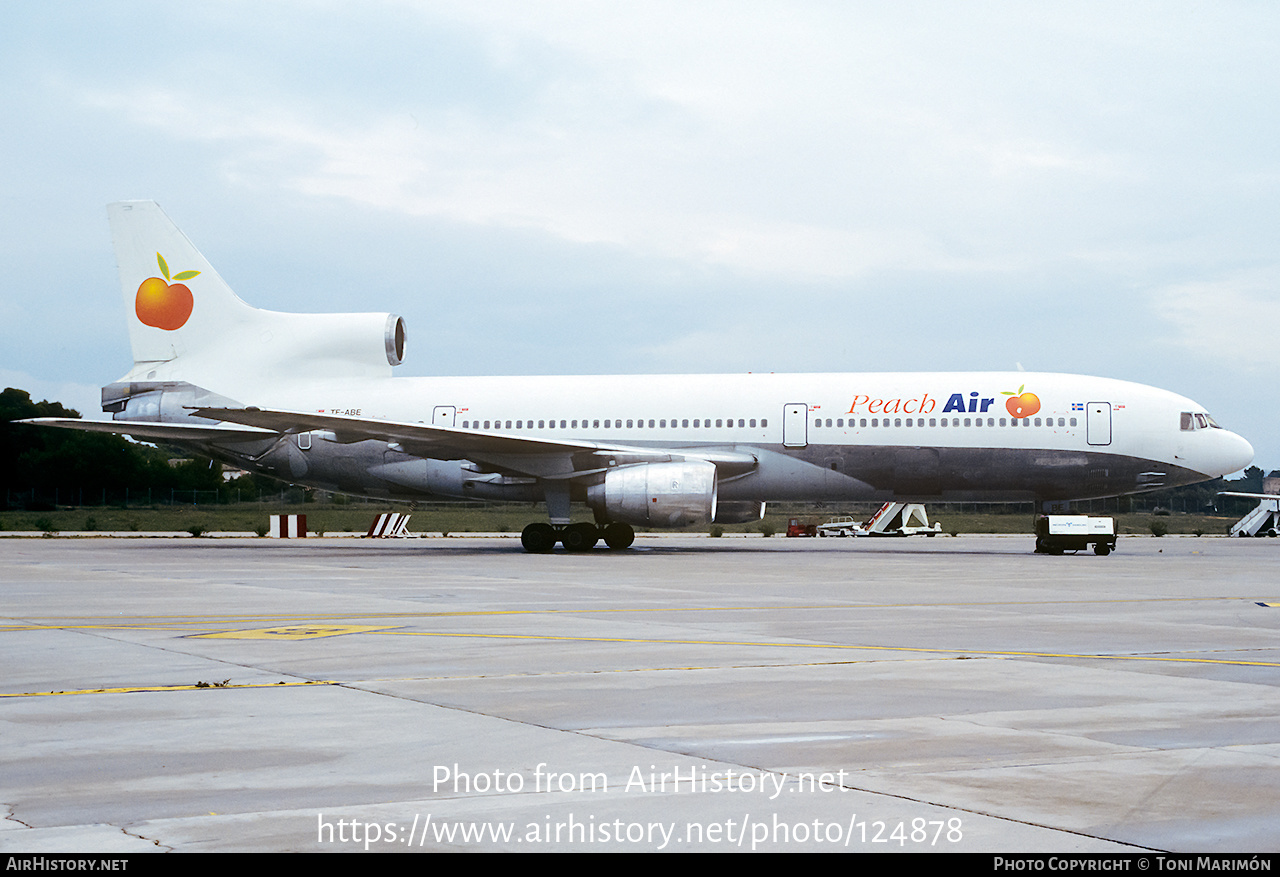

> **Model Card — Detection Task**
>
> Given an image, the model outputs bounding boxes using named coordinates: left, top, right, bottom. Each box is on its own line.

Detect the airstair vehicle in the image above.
left=1220, top=492, right=1280, bottom=537
left=817, top=502, right=941, bottom=537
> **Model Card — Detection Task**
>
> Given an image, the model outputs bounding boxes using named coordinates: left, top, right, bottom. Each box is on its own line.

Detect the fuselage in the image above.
left=195, top=370, right=1252, bottom=505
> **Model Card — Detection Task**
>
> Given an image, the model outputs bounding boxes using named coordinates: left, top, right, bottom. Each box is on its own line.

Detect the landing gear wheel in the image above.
left=561, top=522, right=600, bottom=552
left=521, top=522, right=557, bottom=554
left=602, top=522, right=635, bottom=550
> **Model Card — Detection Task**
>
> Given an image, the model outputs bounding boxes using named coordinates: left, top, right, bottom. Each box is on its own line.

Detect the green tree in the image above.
left=1, top=387, right=222, bottom=507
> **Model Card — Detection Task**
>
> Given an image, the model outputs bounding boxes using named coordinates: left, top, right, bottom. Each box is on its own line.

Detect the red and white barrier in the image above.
left=365, top=513, right=412, bottom=538
left=269, top=514, right=307, bottom=538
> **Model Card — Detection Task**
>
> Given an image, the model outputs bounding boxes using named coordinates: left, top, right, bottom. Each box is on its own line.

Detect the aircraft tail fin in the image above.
left=107, top=201, right=405, bottom=389
left=109, top=200, right=257, bottom=370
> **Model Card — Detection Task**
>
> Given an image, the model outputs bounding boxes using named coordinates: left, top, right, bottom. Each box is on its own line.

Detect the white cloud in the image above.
left=1156, top=272, right=1280, bottom=371
left=73, top=3, right=1169, bottom=283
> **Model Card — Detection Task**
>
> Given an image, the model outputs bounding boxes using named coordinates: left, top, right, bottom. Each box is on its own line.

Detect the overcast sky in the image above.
left=1, top=2, right=1275, bottom=470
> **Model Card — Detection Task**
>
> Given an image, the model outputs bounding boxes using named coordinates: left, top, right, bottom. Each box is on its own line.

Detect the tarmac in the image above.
left=0, top=532, right=1276, bottom=852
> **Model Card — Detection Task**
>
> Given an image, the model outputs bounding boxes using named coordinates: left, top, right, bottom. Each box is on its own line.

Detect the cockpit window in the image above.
left=1181, top=411, right=1223, bottom=431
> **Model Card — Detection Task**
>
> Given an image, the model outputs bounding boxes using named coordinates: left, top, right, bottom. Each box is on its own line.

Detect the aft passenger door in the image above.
left=1087, top=402, right=1111, bottom=446
left=783, top=403, right=808, bottom=448
left=432, top=406, right=456, bottom=428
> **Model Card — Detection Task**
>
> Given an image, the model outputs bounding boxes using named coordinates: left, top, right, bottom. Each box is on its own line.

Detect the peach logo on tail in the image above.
left=135, top=252, right=200, bottom=330
left=1002, top=384, right=1040, bottom=418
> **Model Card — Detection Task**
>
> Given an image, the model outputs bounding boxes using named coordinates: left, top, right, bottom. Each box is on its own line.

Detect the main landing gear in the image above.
left=521, top=522, right=635, bottom=553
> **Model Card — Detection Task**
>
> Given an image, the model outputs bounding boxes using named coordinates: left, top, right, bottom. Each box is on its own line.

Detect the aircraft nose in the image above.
left=1211, top=431, right=1254, bottom=477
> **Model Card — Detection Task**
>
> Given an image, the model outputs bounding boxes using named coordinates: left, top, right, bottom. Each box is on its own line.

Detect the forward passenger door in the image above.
left=1086, top=402, right=1111, bottom=446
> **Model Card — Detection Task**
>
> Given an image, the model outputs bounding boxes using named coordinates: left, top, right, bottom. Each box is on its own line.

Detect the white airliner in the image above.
left=29, top=201, right=1254, bottom=552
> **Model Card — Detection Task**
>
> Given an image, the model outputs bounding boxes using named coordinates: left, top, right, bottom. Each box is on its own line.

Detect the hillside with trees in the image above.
left=1, top=387, right=224, bottom=509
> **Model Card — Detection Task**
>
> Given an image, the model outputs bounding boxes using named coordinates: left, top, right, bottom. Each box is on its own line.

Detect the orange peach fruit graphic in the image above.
left=135, top=277, right=193, bottom=330
left=135, top=253, right=199, bottom=331
left=1002, top=385, right=1040, bottom=418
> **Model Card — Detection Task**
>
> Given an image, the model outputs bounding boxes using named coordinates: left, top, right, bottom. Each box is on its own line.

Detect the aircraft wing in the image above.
left=193, top=406, right=759, bottom=480
left=20, top=417, right=278, bottom=442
